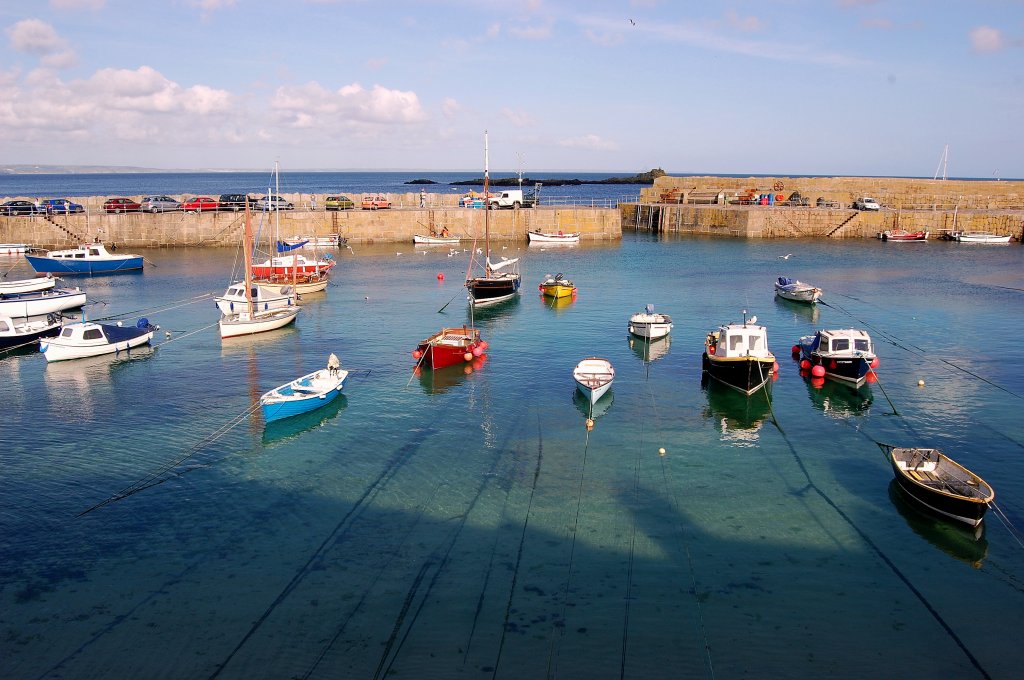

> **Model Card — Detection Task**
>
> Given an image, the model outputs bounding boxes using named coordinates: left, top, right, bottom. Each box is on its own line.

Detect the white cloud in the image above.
left=724, top=10, right=763, bottom=33
left=501, top=108, right=536, bottom=127
left=271, top=82, right=427, bottom=125
left=558, top=134, right=618, bottom=151
left=509, top=22, right=553, bottom=40
left=969, top=26, right=1004, bottom=53
left=6, top=19, right=77, bottom=69
left=442, top=98, right=460, bottom=118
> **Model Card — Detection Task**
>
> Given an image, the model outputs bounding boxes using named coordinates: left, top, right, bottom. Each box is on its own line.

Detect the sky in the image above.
left=1, top=0, right=1022, bottom=177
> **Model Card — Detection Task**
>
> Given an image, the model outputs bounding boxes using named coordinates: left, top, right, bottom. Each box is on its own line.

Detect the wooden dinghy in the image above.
left=885, top=445, right=994, bottom=527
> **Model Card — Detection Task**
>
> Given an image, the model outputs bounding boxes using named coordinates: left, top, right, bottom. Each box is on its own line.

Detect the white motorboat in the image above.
left=413, top=234, right=461, bottom=245
left=774, top=277, right=822, bottom=303
left=954, top=232, right=1013, bottom=243
left=39, top=317, right=157, bottom=362
left=628, top=304, right=673, bottom=339
left=573, top=357, right=615, bottom=405
left=0, top=274, right=57, bottom=294
left=215, top=281, right=297, bottom=315
left=0, top=287, right=86, bottom=317
left=527, top=229, right=580, bottom=244
left=702, top=311, right=776, bottom=395
left=220, top=307, right=300, bottom=338
left=0, top=314, right=63, bottom=350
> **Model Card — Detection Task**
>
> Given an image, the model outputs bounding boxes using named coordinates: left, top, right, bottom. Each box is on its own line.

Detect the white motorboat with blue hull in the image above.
left=798, top=328, right=876, bottom=386
left=25, top=242, right=143, bottom=274
left=0, top=286, right=86, bottom=317
left=40, top=317, right=157, bottom=362
left=260, top=362, right=349, bottom=424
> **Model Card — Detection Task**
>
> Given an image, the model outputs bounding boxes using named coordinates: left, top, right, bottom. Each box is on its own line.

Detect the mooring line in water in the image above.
left=819, top=299, right=1023, bottom=400
left=89, top=291, right=214, bottom=323
left=211, top=428, right=435, bottom=679
left=545, top=419, right=594, bottom=677
left=768, top=415, right=993, bottom=680
left=619, top=401, right=646, bottom=679
left=76, top=401, right=262, bottom=517
left=153, top=320, right=219, bottom=348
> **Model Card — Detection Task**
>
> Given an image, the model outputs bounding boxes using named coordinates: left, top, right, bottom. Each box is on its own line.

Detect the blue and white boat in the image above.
left=25, top=242, right=144, bottom=274
left=0, top=314, right=63, bottom=350
left=798, top=328, right=876, bottom=385
left=259, top=355, right=349, bottom=424
left=774, top=276, right=822, bottom=303
left=40, top=317, right=157, bottom=362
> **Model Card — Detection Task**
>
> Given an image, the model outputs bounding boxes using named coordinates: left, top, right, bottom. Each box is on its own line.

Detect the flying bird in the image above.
left=629, top=18, right=636, bottom=26
left=778, top=253, right=793, bottom=259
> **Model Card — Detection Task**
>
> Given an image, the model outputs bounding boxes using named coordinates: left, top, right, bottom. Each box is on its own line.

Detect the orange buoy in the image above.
left=811, top=364, right=826, bottom=378
left=800, top=359, right=811, bottom=370
left=791, top=345, right=800, bottom=354
left=412, top=350, right=422, bottom=359
left=871, top=357, right=880, bottom=368
left=437, top=272, right=444, bottom=280
left=472, top=346, right=483, bottom=357
left=772, top=361, right=779, bottom=373
left=464, top=352, right=473, bottom=362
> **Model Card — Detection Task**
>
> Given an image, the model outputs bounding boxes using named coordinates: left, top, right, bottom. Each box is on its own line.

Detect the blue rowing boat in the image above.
left=259, top=355, right=349, bottom=424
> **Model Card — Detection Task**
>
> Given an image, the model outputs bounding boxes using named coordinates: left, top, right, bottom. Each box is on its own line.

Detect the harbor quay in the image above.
left=3, top=176, right=1023, bottom=247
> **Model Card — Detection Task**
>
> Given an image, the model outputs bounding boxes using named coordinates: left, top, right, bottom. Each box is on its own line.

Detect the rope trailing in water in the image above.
left=153, top=321, right=219, bottom=348
left=90, top=292, right=214, bottom=323
left=76, top=401, right=262, bottom=517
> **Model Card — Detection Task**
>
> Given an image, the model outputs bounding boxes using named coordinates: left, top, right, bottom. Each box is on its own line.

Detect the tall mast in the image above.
left=483, top=130, right=490, bottom=276
left=243, top=201, right=254, bottom=314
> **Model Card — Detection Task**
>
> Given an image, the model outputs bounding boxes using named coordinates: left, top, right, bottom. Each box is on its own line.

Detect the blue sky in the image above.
left=2, top=0, right=1022, bottom=177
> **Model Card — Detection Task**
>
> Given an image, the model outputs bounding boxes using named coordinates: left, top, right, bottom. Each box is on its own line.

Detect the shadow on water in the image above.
left=572, top=387, right=613, bottom=421
left=887, top=480, right=988, bottom=569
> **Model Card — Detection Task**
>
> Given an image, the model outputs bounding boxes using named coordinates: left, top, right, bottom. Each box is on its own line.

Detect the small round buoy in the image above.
left=472, top=346, right=483, bottom=357
left=866, top=372, right=878, bottom=383
left=478, top=340, right=488, bottom=350
left=918, top=379, right=925, bottom=387
left=811, top=364, right=826, bottom=378
left=412, top=350, right=422, bottom=359
left=464, top=352, right=473, bottom=362
left=791, top=344, right=800, bottom=355
left=658, top=447, right=666, bottom=456
left=772, top=361, right=779, bottom=373
left=800, top=359, right=811, bottom=370
left=871, top=357, right=880, bottom=368
left=585, top=418, right=594, bottom=430
left=437, top=272, right=444, bottom=280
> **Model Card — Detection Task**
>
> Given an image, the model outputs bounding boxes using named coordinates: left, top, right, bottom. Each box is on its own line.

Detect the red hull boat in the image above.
left=413, top=326, right=486, bottom=369
left=879, top=230, right=929, bottom=242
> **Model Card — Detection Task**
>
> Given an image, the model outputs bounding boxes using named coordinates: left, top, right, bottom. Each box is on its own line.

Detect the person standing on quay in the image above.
left=420, top=189, right=426, bottom=208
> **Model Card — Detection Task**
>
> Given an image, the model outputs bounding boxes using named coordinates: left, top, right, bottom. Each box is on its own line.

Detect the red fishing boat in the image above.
left=412, top=326, right=487, bottom=370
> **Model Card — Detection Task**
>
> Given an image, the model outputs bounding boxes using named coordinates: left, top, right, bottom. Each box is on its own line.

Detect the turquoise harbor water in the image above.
left=2, top=234, right=1024, bottom=678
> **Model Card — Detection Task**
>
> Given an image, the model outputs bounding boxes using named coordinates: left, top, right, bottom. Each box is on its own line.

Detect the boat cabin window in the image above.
left=83, top=329, right=103, bottom=340
left=88, top=248, right=100, bottom=256
left=831, top=338, right=850, bottom=352
left=60, top=327, right=74, bottom=337
left=74, top=253, right=85, bottom=258
left=854, top=338, right=871, bottom=352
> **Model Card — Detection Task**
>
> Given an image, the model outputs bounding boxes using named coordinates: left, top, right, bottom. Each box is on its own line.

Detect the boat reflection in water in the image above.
left=43, top=345, right=156, bottom=420
left=573, top=388, right=613, bottom=421
left=803, top=371, right=873, bottom=418
left=701, top=376, right=773, bottom=447
left=540, top=293, right=576, bottom=313
left=262, top=394, right=348, bottom=447
left=415, top=354, right=487, bottom=395
left=774, top=294, right=820, bottom=324
left=628, top=335, right=671, bottom=363
left=888, top=480, right=988, bottom=568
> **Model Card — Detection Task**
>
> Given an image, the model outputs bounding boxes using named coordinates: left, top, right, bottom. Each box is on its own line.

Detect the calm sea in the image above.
left=2, top=234, right=1023, bottom=678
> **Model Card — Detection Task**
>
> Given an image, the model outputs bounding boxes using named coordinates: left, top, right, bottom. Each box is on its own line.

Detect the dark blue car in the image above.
left=1, top=200, right=41, bottom=216
left=38, top=198, right=85, bottom=214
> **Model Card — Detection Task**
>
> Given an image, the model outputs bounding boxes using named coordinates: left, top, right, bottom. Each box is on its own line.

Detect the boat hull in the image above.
left=775, top=285, right=821, bottom=303
left=0, top=316, right=62, bottom=349
left=467, top=275, right=521, bottom=307
left=25, top=254, right=143, bottom=274
left=220, top=307, right=300, bottom=339
left=573, top=358, right=615, bottom=405
left=415, top=327, right=482, bottom=370
left=1, top=243, right=29, bottom=255
left=0, top=275, right=57, bottom=294
left=540, top=283, right=576, bottom=299
left=888, top=447, right=993, bottom=527
left=955, top=233, right=1012, bottom=243
left=413, top=235, right=461, bottom=245
left=702, top=353, right=774, bottom=395
left=800, top=349, right=871, bottom=385
left=879, top=230, right=929, bottom=242
left=528, top=231, right=580, bottom=244
left=0, top=288, right=86, bottom=317
left=260, top=368, right=348, bottom=424
left=628, top=313, right=673, bottom=339
left=215, top=283, right=297, bottom=315
left=40, top=323, right=153, bottom=362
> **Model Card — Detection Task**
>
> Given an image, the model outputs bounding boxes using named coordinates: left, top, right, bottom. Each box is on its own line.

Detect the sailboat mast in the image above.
left=483, top=130, right=490, bottom=276
left=243, top=202, right=254, bottom=314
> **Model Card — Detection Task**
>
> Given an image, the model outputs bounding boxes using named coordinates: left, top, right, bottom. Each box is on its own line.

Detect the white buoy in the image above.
left=918, top=379, right=925, bottom=387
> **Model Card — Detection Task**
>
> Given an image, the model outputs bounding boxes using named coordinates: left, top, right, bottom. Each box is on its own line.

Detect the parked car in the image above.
left=853, top=197, right=881, bottom=211
left=255, top=194, right=294, bottom=211
left=102, top=197, right=141, bottom=213
left=325, top=195, right=355, bottom=210
left=37, top=198, right=85, bottom=214
left=361, top=193, right=391, bottom=210
left=218, top=193, right=257, bottom=211
left=1, top=200, right=41, bottom=216
left=181, top=196, right=219, bottom=213
left=139, top=195, right=181, bottom=213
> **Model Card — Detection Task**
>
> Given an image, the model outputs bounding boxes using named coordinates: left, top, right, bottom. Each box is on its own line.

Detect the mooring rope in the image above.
left=89, top=291, right=214, bottom=323
left=76, top=400, right=262, bottom=517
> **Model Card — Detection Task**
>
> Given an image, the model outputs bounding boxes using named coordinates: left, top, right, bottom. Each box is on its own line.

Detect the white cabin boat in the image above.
left=0, top=287, right=86, bottom=317
left=0, top=274, right=57, bottom=295
left=215, top=282, right=297, bottom=315
left=702, top=312, right=776, bottom=395
left=40, top=318, right=156, bottom=362
left=954, top=232, right=1013, bottom=243
left=628, top=304, right=673, bottom=339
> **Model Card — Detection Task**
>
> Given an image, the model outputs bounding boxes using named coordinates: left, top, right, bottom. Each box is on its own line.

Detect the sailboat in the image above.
left=220, top=202, right=301, bottom=339
left=466, top=131, right=521, bottom=307
left=251, top=162, right=336, bottom=285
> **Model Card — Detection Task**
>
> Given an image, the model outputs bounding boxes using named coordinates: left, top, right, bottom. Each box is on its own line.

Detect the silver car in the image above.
left=140, top=195, right=182, bottom=213
left=255, top=194, right=294, bottom=211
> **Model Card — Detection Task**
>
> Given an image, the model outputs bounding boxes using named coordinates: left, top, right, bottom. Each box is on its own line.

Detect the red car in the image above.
left=103, top=197, right=141, bottom=213
left=181, top=196, right=219, bottom=212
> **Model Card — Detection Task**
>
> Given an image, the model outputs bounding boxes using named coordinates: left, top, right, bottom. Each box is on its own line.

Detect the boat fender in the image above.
left=463, top=352, right=473, bottom=362
left=871, top=357, right=880, bottom=368
left=708, top=346, right=715, bottom=355
left=791, top=344, right=800, bottom=355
